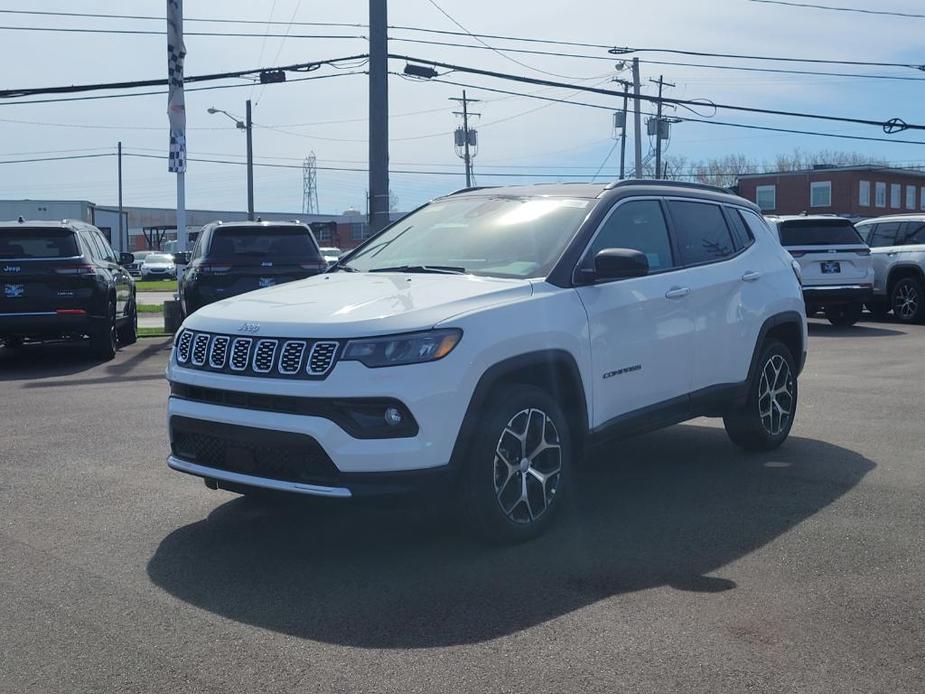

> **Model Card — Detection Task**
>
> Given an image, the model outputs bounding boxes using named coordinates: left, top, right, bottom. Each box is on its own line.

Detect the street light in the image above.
left=208, top=100, right=254, bottom=220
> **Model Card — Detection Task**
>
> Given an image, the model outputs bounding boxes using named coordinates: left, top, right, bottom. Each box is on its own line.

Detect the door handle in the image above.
left=742, top=271, right=762, bottom=282
left=665, top=287, right=691, bottom=299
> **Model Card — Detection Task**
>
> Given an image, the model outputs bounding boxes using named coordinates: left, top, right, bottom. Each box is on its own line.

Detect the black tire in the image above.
left=890, top=277, right=925, bottom=324
left=117, top=294, right=138, bottom=345
left=461, top=384, right=572, bottom=544
left=723, top=340, right=798, bottom=452
left=2, top=336, right=23, bottom=349
left=825, top=303, right=862, bottom=327
left=90, top=298, right=118, bottom=361
left=866, top=301, right=890, bottom=319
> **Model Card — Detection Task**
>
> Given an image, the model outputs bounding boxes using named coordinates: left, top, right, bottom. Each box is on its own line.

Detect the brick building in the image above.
left=737, top=166, right=925, bottom=219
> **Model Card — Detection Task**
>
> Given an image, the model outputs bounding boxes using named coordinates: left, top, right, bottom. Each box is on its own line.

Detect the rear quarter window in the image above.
left=0, top=228, right=79, bottom=259
left=778, top=220, right=864, bottom=246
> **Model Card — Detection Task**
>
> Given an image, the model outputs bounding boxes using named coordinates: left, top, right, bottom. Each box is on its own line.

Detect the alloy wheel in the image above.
left=758, top=354, right=794, bottom=437
left=894, top=282, right=919, bottom=321
left=493, top=408, right=562, bottom=525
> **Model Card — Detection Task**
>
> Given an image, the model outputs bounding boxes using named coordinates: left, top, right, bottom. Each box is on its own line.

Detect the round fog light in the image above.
left=384, top=407, right=404, bottom=427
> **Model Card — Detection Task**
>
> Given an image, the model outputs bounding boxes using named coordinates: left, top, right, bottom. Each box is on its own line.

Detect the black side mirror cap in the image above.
left=173, top=251, right=191, bottom=265
left=592, top=248, right=650, bottom=281
left=119, top=252, right=135, bottom=266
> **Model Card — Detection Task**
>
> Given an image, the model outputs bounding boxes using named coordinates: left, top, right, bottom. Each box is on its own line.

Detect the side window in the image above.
left=726, top=208, right=755, bottom=250
left=667, top=200, right=735, bottom=265
left=869, top=222, right=902, bottom=248
left=190, top=234, right=204, bottom=259
left=586, top=200, right=674, bottom=272
left=84, top=231, right=106, bottom=260
left=93, top=231, right=117, bottom=262
left=855, top=224, right=874, bottom=244
left=900, top=222, right=925, bottom=245
left=741, top=209, right=777, bottom=242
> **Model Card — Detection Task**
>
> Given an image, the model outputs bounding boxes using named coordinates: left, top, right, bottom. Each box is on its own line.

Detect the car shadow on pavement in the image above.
left=147, top=423, right=874, bottom=649
left=807, top=321, right=905, bottom=338
left=0, top=338, right=171, bottom=384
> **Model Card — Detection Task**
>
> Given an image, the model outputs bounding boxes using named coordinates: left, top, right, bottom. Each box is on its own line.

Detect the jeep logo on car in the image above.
left=3, top=265, right=21, bottom=273
left=238, top=322, right=261, bottom=334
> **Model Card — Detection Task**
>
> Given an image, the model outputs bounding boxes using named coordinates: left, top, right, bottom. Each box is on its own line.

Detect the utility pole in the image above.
left=613, top=79, right=631, bottom=180
left=368, top=0, right=390, bottom=233
left=632, top=58, right=642, bottom=179
left=651, top=75, right=676, bottom=180
left=245, top=99, right=254, bottom=220
left=450, top=90, right=480, bottom=186
left=117, top=141, right=124, bottom=252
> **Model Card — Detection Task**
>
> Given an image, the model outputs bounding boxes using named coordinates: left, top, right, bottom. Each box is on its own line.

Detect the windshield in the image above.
left=207, top=227, right=321, bottom=259
left=144, top=254, right=173, bottom=263
left=343, top=196, right=594, bottom=278
left=0, top=228, right=78, bottom=259
left=778, top=219, right=864, bottom=246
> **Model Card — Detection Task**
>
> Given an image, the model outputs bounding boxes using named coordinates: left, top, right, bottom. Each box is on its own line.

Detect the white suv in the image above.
left=854, top=214, right=925, bottom=323
left=765, top=215, right=874, bottom=327
left=166, top=181, right=807, bottom=542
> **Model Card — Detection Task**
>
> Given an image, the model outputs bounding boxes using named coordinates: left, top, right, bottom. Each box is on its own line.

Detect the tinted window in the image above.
left=587, top=200, right=674, bottom=272
left=0, top=228, right=78, bottom=259
left=901, top=222, right=925, bottom=245
left=345, top=196, right=595, bottom=279
left=727, top=209, right=755, bottom=250
left=94, top=231, right=117, bottom=262
left=208, top=227, right=322, bottom=260
left=869, top=222, right=902, bottom=248
left=668, top=201, right=735, bottom=265
left=855, top=223, right=875, bottom=244
left=778, top=220, right=863, bottom=246
left=741, top=210, right=775, bottom=240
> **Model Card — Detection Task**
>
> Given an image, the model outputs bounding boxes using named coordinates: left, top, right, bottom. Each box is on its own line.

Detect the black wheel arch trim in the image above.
left=449, top=349, right=590, bottom=469
left=745, top=311, right=806, bottom=390
left=887, top=264, right=925, bottom=291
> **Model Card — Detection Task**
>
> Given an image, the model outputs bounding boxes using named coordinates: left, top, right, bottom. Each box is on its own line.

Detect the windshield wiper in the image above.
left=369, top=265, right=467, bottom=275
left=327, top=260, right=358, bottom=272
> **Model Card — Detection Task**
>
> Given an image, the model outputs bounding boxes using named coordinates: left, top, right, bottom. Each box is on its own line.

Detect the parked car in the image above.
left=176, top=221, right=327, bottom=316
left=765, top=215, right=873, bottom=326
left=854, top=214, right=925, bottom=323
left=126, top=250, right=153, bottom=277
left=0, top=218, right=136, bottom=359
left=140, top=252, right=177, bottom=281
left=166, top=181, right=806, bottom=542
left=319, top=246, right=343, bottom=267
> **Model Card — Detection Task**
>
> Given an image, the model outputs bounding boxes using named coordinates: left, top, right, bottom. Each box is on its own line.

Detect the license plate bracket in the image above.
left=820, top=261, right=841, bottom=274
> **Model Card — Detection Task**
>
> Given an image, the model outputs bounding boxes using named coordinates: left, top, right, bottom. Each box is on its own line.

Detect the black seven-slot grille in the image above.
left=175, top=328, right=339, bottom=379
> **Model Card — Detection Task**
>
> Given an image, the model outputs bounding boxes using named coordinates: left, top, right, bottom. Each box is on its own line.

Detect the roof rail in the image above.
left=445, top=185, right=497, bottom=196
left=604, top=178, right=735, bottom=195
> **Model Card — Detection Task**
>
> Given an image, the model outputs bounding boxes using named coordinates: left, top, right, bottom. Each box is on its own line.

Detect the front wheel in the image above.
left=826, top=303, right=862, bottom=327
left=724, top=340, right=798, bottom=451
left=891, top=277, right=925, bottom=324
left=462, top=384, right=572, bottom=543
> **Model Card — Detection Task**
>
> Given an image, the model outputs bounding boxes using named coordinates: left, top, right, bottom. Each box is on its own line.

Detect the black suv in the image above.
left=177, top=221, right=327, bottom=315
left=0, top=219, right=137, bottom=359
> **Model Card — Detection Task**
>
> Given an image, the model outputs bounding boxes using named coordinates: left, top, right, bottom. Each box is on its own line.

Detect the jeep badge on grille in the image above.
left=238, top=322, right=260, bottom=334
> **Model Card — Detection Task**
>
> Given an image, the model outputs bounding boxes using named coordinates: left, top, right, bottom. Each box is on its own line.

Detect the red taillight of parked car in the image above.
left=55, top=309, right=87, bottom=315
left=53, top=264, right=95, bottom=275
left=196, top=264, right=231, bottom=274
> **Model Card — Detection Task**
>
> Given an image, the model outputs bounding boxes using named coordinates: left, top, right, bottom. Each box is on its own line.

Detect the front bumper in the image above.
left=802, top=284, right=872, bottom=305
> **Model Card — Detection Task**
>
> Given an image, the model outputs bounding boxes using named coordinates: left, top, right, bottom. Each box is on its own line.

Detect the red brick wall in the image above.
left=738, top=170, right=925, bottom=218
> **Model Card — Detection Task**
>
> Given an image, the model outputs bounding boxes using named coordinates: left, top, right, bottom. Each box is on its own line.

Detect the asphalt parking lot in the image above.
left=1, top=319, right=923, bottom=694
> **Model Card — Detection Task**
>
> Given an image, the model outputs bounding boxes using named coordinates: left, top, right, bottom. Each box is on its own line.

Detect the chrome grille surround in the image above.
left=308, top=341, right=339, bottom=375
left=174, top=331, right=340, bottom=380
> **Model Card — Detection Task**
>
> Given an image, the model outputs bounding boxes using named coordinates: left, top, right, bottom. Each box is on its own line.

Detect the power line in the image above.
left=611, top=46, right=924, bottom=71
left=392, top=53, right=925, bottom=131
left=748, top=0, right=925, bottom=19
left=0, top=25, right=365, bottom=40
left=0, top=8, right=366, bottom=29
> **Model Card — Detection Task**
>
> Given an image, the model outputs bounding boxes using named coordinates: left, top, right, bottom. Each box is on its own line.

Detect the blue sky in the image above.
left=1, top=0, right=924, bottom=215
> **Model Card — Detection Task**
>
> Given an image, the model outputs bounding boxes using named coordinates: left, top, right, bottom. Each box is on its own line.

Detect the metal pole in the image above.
left=368, top=0, right=390, bottom=233
left=245, top=99, right=254, bottom=220
left=462, top=90, right=472, bottom=187
left=117, top=141, right=124, bottom=251
left=619, top=88, right=628, bottom=180
left=655, top=75, right=664, bottom=180
left=632, top=58, right=642, bottom=178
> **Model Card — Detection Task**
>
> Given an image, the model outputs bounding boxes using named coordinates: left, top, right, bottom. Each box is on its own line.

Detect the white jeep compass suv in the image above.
left=166, top=181, right=807, bottom=542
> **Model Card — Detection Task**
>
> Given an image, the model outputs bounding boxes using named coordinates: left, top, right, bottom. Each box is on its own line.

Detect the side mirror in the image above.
left=173, top=251, right=191, bottom=265
left=119, top=252, right=135, bottom=267
left=592, top=248, right=649, bottom=280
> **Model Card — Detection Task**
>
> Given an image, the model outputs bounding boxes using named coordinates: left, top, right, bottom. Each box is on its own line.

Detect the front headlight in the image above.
left=342, top=329, right=462, bottom=368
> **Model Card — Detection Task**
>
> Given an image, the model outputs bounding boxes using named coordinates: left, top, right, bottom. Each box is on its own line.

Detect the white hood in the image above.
left=184, top=272, right=533, bottom=338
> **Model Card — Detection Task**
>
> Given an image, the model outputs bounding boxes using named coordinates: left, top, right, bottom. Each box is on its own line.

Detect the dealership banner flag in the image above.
left=166, top=0, right=187, bottom=173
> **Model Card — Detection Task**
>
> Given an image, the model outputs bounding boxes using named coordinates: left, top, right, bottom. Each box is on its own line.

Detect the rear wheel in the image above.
left=462, top=384, right=572, bottom=543
left=724, top=340, right=798, bottom=451
left=90, top=299, right=118, bottom=360
left=117, top=295, right=138, bottom=345
left=826, top=303, right=862, bottom=327
left=891, top=277, right=925, bottom=324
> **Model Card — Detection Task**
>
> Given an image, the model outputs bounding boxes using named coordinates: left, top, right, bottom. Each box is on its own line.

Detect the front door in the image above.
left=574, top=198, right=694, bottom=429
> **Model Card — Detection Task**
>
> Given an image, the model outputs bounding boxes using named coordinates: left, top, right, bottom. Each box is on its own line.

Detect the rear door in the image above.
left=88, top=230, right=130, bottom=315
left=865, top=222, right=903, bottom=295
left=203, top=226, right=327, bottom=299
left=778, top=219, right=870, bottom=287
left=0, top=227, right=87, bottom=316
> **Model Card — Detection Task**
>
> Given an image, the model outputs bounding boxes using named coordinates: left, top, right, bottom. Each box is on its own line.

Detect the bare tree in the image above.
left=771, top=148, right=888, bottom=172
left=689, top=154, right=759, bottom=188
